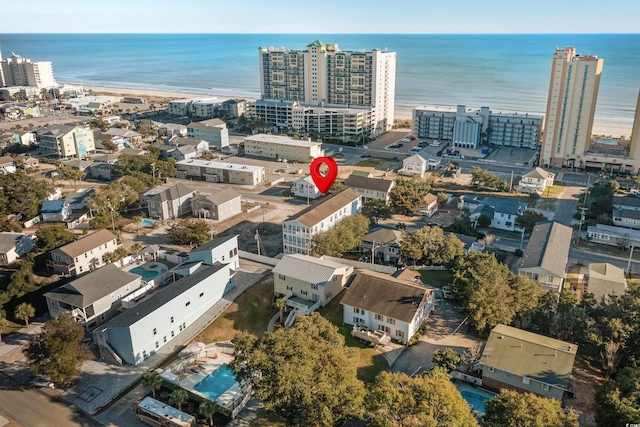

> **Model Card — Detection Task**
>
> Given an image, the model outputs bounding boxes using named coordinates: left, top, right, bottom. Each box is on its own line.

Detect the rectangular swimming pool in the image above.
left=193, top=364, right=237, bottom=400
left=141, top=218, right=154, bottom=227
left=460, top=388, right=496, bottom=413
left=129, top=266, right=158, bottom=279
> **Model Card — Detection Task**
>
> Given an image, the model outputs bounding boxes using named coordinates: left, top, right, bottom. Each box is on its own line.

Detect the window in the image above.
left=279, top=274, right=286, bottom=280
left=155, top=341, right=159, bottom=349
left=377, top=325, right=390, bottom=334
left=542, top=383, right=550, bottom=391
left=353, top=317, right=364, bottom=324
left=171, top=316, right=174, bottom=323
left=396, top=330, right=405, bottom=338
left=488, top=366, right=494, bottom=372
left=171, top=330, right=174, bottom=337
left=199, top=292, right=204, bottom=298
left=301, top=290, right=308, bottom=296
left=153, top=328, right=157, bottom=335
left=522, top=377, right=530, bottom=385
left=185, top=301, right=191, bottom=307
left=179, top=324, right=183, bottom=331
left=163, top=336, right=167, bottom=343
left=387, top=317, right=395, bottom=325
left=375, top=314, right=383, bottom=321
left=286, top=285, right=293, bottom=291
left=311, top=284, right=318, bottom=290
left=143, top=350, right=147, bottom=357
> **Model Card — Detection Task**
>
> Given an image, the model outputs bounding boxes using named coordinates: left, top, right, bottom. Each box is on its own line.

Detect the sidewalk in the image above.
left=0, top=321, right=44, bottom=361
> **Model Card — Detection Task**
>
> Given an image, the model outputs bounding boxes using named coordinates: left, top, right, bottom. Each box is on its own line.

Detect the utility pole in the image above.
left=627, top=245, right=635, bottom=274
left=510, top=170, right=514, bottom=192
left=371, top=241, right=375, bottom=265
left=576, top=208, right=587, bottom=247
left=255, top=230, right=260, bottom=256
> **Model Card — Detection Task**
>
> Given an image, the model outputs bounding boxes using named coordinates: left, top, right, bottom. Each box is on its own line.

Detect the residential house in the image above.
left=613, top=195, right=640, bottom=212
left=344, top=175, right=395, bottom=205
left=46, top=229, right=119, bottom=276
left=446, top=232, right=483, bottom=254
left=400, top=154, right=427, bottom=177
left=273, top=254, right=353, bottom=307
left=292, top=175, right=322, bottom=200
left=420, top=193, right=439, bottom=217
left=479, top=324, right=577, bottom=400
left=613, top=209, right=640, bottom=230
left=120, top=147, right=147, bottom=156
left=519, top=221, right=572, bottom=292
left=94, top=132, right=134, bottom=152
left=60, top=158, right=93, bottom=172
left=158, top=122, right=187, bottom=138
left=65, top=188, right=95, bottom=211
left=170, top=145, right=197, bottom=161
left=191, top=188, right=242, bottom=221
left=0, top=232, right=36, bottom=265
left=41, top=200, right=72, bottom=222
left=89, top=163, right=116, bottom=181
left=341, top=269, right=436, bottom=342
left=187, top=118, right=229, bottom=149
left=155, top=144, right=178, bottom=160
left=242, top=134, right=325, bottom=162
left=0, top=155, right=16, bottom=174
left=44, top=264, right=142, bottom=330
left=38, top=125, right=96, bottom=158
left=175, top=159, right=265, bottom=186
left=94, top=236, right=238, bottom=365
left=141, top=183, right=196, bottom=220
left=587, top=223, right=640, bottom=248
left=220, top=99, right=248, bottom=118
left=519, top=168, right=555, bottom=194
left=282, top=189, right=362, bottom=255
left=169, top=136, right=209, bottom=156
left=361, top=228, right=402, bottom=264
left=104, top=128, right=142, bottom=145
left=20, top=155, right=39, bottom=170
left=586, top=263, right=627, bottom=302
left=471, top=197, right=528, bottom=231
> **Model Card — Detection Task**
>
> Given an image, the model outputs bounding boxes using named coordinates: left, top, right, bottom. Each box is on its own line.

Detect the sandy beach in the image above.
left=80, top=83, right=632, bottom=138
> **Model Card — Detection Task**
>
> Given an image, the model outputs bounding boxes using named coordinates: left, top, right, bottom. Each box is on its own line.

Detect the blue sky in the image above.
left=5, top=0, right=639, bottom=33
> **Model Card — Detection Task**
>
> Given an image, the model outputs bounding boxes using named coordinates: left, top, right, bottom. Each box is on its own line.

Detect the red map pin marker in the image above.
left=310, top=157, right=338, bottom=194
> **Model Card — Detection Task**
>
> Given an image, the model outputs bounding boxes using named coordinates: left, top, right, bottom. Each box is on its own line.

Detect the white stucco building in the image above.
left=243, top=134, right=324, bottom=162
left=0, top=50, right=57, bottom=88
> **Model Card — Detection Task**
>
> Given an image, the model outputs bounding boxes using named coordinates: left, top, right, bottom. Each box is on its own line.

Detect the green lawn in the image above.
left=416, top=269, right=453, bottom=288
left=541, top=185, right=564, bottom=199
left=319, top=292, right=389, bottom=383
left=356, top=158, right=402, bottom=170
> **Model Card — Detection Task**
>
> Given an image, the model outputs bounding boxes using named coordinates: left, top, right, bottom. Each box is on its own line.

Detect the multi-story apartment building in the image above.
left=258, top=40, right=396, bottom=139
left=186, top=118, right=229, bottom=148
left=282, top=189, right=362, bottom=255
left=540, top=47, right=603, bottom=169
left=412, top=105, right=542, bottom=149
left=0, top=50, right=57, bottom=88
left=46, top=229, right=119, bottom=276
left=38, top=125, right=96, bottom=159
left=175, top=159, right=265, bottom=186
left=242, top=133, right=324, bottom=162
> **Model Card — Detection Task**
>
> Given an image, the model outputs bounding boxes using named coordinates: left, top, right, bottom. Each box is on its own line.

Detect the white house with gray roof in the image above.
left=0, top=232, right=36, bottom=265
left=519, top=168, right=555, bottom=194
left=344, top=175, right=395, bottom=204
left=273, top=254, right=353, bottom=307
left=46, top=229, right=119, bottom=276
left=141, top=183, right=196, bottom=220
left=471, top=197, right=528, bottom=231
left=93, top=235, right=238, bottom=365
left=519, top=221, right=572, bottom=292
left=44, top=264, right=142, bottom=331
left=191, top=188, right=242, bottom=222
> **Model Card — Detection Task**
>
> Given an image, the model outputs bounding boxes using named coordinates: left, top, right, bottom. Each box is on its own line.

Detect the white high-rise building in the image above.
left=0, top=50, right=57, bottom=88
left=540, top=47, right=603, bottom=169
left=258, top=40, right=396, bottom=138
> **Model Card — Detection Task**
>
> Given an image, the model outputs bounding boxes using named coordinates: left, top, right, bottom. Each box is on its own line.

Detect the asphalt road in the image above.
left=0, top=374, right=101, bottom=427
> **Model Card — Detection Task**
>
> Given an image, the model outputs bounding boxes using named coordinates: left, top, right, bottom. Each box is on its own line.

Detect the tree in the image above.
left=390, top=178, right=431, bottom=215
left=461, top=342, right=484, bottom=373
left=596, top=362, right=640, bottom=425
left=57, top=165, right=86, bottom=191
left=362, top=199, right=392, bottom=224
left=167, top=219, right=211, bottom=246
left=483, top=390, right=578, bottom=427
left=311, top=214, right=370, bottom=256
left=102, top=140, right=119, bottom=153
left=89, top=118, right=109, bottom=132
left=515, top=210, right=548, bottom=233
left=103, top=247, right=128, bottom=264
left=14, top=302, right=35, bottom=326
left=477, top=213, right=492, bottom=228
left=368, top=370, right=478, bottom=427
left=0, top=172, right=54, bottom=218
left=169, top=388, right=189, bottom=411
left=198, top=399, right=217, bottom=426
left=400, top=226, right=464, bottom=266
left=35, top=225, right=76, bottom=254
left=274, top=298, right=286, bottom=323
left=7, top=261, right=37, bottom=298
left=471, top=167, right=509, bottom=191
left=432, top=348, right=461, bottom=372
left=142, top=372, right=164, bottom=399
left=229, top=313, right=366, bottom=427
left=447, top=215, right=480, bottom=237
left=23, top=314, right=91, bottom=386
left=132, top=216, right=142, bottom=235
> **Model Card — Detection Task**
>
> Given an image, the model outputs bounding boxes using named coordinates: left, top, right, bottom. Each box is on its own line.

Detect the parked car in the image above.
left=410, top=146, right=422, bottom=152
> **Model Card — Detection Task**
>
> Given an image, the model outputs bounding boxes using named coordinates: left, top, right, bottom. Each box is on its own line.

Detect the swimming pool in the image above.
left=193, top=364, right=237, bottom=400
left=141, top=218, right=154, bottom=227
left=129, top=266, right=159, bottom=279
left=460, top=389, right=495, bottom=413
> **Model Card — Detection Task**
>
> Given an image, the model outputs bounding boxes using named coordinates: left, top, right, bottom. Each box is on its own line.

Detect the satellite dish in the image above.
left=363, top=145, right=368, bottom=150
left=339, top=147, right=343, bottom=153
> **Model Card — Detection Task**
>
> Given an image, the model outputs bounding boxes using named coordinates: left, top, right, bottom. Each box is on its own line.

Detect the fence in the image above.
left=451, top=371, right=482, bottom=386
left=23, top=216, right=41, bottom=228
left=238, top=250, right=280, bottom=266
left=321, top=256, right=397, bottom=274
left=415, top=265, right=447, bottom=271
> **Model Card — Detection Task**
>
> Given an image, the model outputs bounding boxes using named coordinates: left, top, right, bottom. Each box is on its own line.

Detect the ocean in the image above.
left=1, top=33, right=639, bottom=126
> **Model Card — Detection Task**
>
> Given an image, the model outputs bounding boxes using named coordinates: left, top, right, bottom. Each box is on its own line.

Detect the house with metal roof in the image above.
left=0, top=232, right=36, bottom=265
left=282, top=189, right=362, bottom=255
left=191, top=188, right=241, bottom=222
left=44, top=263, right=142, bottom=330
left=187, top=118, right=229, bottom=148
left=46, top=229, right=119, bottom=276
left=586, top=263, right=627, bottom=302
left=140, top=183, right=197, bottom=220
left=341, top=269, right=435, bottom=342
left=41, top=199, right=72, bottom=222
left=344, top=175, right=395, bottom=205
left=479, top=324, right=578, bottom=400
left=519, top=221, right=572, bottom=292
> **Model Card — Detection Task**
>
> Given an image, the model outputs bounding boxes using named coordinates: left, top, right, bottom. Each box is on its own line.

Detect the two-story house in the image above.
left=191, top=189, right=242, bottom=222
left=46, top=229, right=119, bottom=276
left=282, top=189, right=362, bottom=255
left=187, top=118, right=229, bottom=149
left=141, top=183, right=197, bottom=220
left=41, top=200, right=72, bottom=222
left=361, top=228, right=402, bottom=264
left=479, top=324, right=577, bottom=401
left=169, top=136, right=209, bottom=156
left=519, top=168, right=555, bottom=194
left=400, top=154, right=428, bottom=178
left=292, top=175, right=322, bottom=201
left=344, top=175, right=395, bottom=205
left=341, top=269, right=435, bottom=342
left=44, top=263, right=142, bottom=331
left=519, top=221, right=572, bottom=292
left=0, top=232, right=36, bottom=265
left=471, top=197, right=528, bottom=231
left=420, top=193, right=439, bottom=217
left=612, top=195, right=640, bottom=230
left=273, top=254, right=353, bottom=307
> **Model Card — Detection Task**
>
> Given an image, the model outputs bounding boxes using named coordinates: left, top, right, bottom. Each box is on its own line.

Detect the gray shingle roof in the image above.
left=285, top=189, right=361, bottom=227
left=344, top=175, right=394, bottom=193
left=272, top=254, right=348, bottom=286
left=613, top=195, right=640, bottom=209
left=44, top=264, right=140, bottom=308
left=340, top=269, right=433, bottom=323
left=480, top=324, right=577, bottom=389
left=520, top=221, right=572, bottom=278
left=200, top=188, right=241, bottom=206
left=52, top=229, right=116, bottom=258
left=362, top=228, right=402, bottom=245
left=0, top=232, right=30, bottom=253
left=481, top=197, right=528, bottom=216
left=587, top=263, right=627, bottom=301
left=613, top=208, right=640, bottom=220
left=148, top=183, right=195, bottom=203
left=523, top=167, right=554, bottom=180
left=190, top=234, right=238, bottom=255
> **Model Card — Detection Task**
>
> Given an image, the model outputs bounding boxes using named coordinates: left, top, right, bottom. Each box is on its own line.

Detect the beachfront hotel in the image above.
left=0, top=50, right=57, bottom=88
left=540, top=47, right=603, bottom=169
left=256, top=40, right=396, bottom=142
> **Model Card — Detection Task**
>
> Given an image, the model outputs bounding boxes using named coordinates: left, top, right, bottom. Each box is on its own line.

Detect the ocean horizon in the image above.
left=1, top=33, right=639, bottom=128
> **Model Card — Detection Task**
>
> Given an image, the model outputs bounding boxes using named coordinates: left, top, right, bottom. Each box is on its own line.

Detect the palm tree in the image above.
left=169, top=389, right=189, bottom=411
left=14, top=303, right=35, bottom=326
left=274, top=298, right=286, bottom=323
left=142, top=372, right=164, bottom=399
left=132, top=216, right=142, bottom=235
left=198, top=400, right=217, bottom=426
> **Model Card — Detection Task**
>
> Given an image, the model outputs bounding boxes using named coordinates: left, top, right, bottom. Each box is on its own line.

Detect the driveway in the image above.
left=391, top=298, right=481, bottom=376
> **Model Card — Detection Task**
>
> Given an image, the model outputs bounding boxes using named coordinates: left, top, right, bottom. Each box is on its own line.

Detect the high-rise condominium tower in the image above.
left=0, top=50, right=57, bottom=88
left=258, top=40, right=396, bottom=136
left=540, top=47, right=603, bottom=169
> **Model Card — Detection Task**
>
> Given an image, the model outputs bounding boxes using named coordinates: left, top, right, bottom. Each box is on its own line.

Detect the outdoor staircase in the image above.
left=283, top=299, right=322, bottom=328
